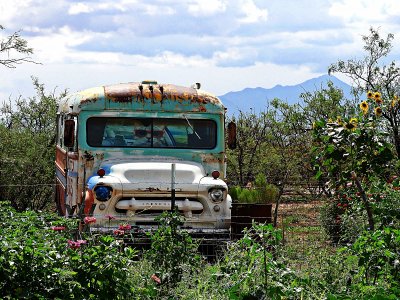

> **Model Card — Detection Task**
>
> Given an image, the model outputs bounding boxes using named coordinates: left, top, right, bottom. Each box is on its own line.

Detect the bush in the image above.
left=0, top=79, right=66, bottom=211
left=229, top=174, right=279, bottom=203
left=145, top=211, right=202, bottom=297
left=0, top=201, right=139, bottom=299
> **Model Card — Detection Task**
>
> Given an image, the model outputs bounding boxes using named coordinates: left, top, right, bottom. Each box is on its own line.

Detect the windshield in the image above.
left=86, top=117, right=217, bottom=149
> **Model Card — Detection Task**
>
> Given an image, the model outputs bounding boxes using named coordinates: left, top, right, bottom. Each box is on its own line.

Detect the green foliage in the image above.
left=0, top=24, right=36, bottom=68
left=329, top=27, right=400, bottom=159
left=351, top=228, right=400, bottom=286
left=229, top=174, right=279, bottom=203
left=227, top=81, right=349, bottom=201
left=226, top=111, right=269, bottom=186
left=254, top=173, right=279, bottom=203
left=313, top=115, right=394, bottom=185
left=145, top=211, right=202, bottom=293
left=0, top=78, right=66, bottom=211
left=0, top=201, right=138, bottom=299
left=313, top=102, right=395, bottom=239
left=1, top=201, right=399, bottom=299
left=218, top=223, right=300, bottom=299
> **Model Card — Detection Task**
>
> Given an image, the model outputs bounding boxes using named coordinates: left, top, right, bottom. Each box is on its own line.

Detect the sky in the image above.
left=1, top=0, right=400, bottom=100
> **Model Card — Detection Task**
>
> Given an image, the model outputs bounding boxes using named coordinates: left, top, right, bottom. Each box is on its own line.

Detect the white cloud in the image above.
left=187, top=0, right=227, bottom=16
left=329, top=0, right=400, bottom=23
left=28, top=26, right=116, bottom=64
left=0, top=0, right=34, bottom=25
left=68, top=3, right=93, bottom=15
left=238, top=0, right=268, bottom=23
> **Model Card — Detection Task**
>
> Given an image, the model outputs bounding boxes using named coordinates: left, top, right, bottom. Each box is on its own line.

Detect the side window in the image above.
left=62, top=116, right=77, bottom=151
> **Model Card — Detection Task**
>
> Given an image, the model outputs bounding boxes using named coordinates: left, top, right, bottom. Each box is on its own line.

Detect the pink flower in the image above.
left=151, top=274, right=161, bottom=284
left=113, top=229, right=125, bottom=236
left=84, top=216, right=97, bottom=224
left=118, top=224, right=132, bottom=231
left=68, top=240, right=87, bottom=249
left=51, top=226, right=66, bottom=231
left=68, top=240, right=81, bottom=249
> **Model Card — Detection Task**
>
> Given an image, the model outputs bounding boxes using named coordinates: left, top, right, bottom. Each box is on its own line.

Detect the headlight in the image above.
left=209, top=188, right=224, bottom=203
left=94, top=186, right=112, bottom=201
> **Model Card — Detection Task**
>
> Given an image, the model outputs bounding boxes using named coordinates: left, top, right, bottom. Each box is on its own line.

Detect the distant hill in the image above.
left=218, top=74, right=352, bottom=115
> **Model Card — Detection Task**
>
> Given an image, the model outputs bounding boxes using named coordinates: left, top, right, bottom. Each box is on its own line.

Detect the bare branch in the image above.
left=0, top=25, right=40, bottom=68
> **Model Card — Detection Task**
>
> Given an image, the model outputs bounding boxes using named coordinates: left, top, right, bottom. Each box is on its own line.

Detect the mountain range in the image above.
left=218, top=74, right=352, bottom=115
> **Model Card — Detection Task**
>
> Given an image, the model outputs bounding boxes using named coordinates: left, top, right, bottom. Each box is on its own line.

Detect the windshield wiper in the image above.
left=182, top=114, right=201, bottom=140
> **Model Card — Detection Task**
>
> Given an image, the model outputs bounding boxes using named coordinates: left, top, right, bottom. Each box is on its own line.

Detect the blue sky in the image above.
left=1, top=0, right=400, bottom=99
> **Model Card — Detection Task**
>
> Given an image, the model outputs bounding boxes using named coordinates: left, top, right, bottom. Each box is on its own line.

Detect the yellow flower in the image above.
left=359, top=101, right=369, bottom=114
left=367, top=91, right=374, bottom=99
left=374, top=92, right=382, bottom=104
left=375, top=106, right=382, bottom=117
left=345, top=118, right=358, bottom=131
left=392, top=95, right=398, bottom=108
left=336, top=116, right=343, bottom=126
left=349, top=118, right=358, bottom=125
left=344, top=122, right=356, bottom=131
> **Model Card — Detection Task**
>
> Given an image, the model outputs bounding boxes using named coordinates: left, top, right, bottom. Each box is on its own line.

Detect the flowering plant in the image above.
left=313, top=91, right=394, bottom=185
left=83, top=216, right=97, bottom=224
left=313, top=91, right=397, bottom=240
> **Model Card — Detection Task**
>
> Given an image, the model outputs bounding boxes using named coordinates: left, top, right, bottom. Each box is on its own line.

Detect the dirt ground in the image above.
left=276, top=200, right=323, bottom=227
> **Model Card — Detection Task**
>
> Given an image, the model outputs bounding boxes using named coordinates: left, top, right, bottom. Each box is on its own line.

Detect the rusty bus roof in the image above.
left=58, top=81, right=225, bottom=114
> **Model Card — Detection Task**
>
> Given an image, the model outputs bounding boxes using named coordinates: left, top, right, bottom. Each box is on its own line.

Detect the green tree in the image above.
left=0, top=78, right=67, bottom=211
left=226, top=111, right=269, bottom=186
left=329, top=27, right=400, bottom=158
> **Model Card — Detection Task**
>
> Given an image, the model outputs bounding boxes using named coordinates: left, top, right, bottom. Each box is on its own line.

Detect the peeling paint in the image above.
left=58, top=82, right=223, bottom=115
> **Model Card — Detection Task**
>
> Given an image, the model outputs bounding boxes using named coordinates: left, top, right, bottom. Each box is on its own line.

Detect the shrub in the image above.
left=145, top=211, right=202, bottom=296
left=0, top=201, right=138, bottom=299
left=229, top=174, right=279, bottom=203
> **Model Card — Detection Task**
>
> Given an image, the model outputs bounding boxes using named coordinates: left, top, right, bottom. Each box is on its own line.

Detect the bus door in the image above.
left=64, top=117, right=79, bottom=216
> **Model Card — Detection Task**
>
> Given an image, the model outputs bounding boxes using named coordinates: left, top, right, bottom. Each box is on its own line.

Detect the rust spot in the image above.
left=79, top=97, right=100, bottom=106
left=198, top=105, right=207, bottom=112
left=83, top=151, right=94, bottom=161
left=201, top=154, right=223, bottom=163
left=72, top=82, right=222, bottom=106
left=105, top=83, right=137, bottom=102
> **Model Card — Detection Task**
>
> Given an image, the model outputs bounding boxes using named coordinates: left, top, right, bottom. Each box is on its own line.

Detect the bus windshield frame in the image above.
left=86, top=117, right=217, bottom=149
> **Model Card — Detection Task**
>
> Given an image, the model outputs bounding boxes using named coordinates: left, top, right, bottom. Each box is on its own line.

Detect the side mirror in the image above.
left=227, top=121, right=237, bottom=149
left=64, top=119, right=75, bottom=148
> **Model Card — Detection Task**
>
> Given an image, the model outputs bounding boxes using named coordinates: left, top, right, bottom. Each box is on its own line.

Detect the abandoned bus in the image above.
left=55, top=80, right=234, bottom=231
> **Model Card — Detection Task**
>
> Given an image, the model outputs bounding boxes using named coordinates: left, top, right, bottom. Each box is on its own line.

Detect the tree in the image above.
left=226, top=82, right=350, bottom=225
left=0, top=25, right=37, bottom=68
left=0, top=78, right=67, bottom=211
left=329, top=27, right=400, bottom=158
left=226, top=111, right=269, bottom=186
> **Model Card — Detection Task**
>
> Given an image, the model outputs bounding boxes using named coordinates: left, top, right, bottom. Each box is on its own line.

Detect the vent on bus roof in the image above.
left=191, top=82, right=201, bottom=89
left=141, top=80, right=157, bottom=85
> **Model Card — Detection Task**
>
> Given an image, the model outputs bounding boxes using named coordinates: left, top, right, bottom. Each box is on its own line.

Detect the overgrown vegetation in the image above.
left=0, top=78, right=66, bottom=211
left=0, top=202, right=399, bottom=299
left=229, top=173, right=279, bottom=203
